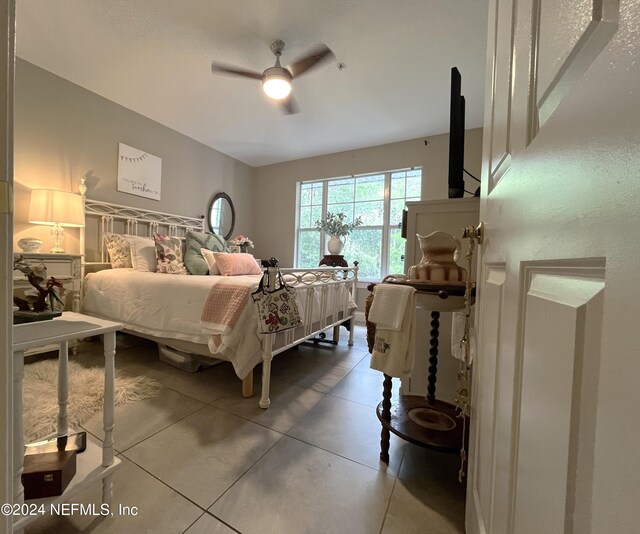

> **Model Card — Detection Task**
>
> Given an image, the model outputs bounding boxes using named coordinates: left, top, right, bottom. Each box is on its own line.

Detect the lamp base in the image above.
left=50, top=223, right=65, bottom=253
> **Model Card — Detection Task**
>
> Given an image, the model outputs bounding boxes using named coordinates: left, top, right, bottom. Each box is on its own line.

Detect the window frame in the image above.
left=295, top=167, right=422, bottom=281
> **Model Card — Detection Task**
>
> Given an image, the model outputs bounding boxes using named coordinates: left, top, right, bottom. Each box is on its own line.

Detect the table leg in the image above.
left=102, top=331, right=116, bottom=503
left=380, top=374, right=392, bottom=463
left=13, top=350, right=25, bottom=506
left=57, top=340, right=69, bottom=437
left=427, top=311, right=440, bottom=402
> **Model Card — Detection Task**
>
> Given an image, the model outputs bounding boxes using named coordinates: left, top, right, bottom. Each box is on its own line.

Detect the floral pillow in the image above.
left=104, top=233, right=132, bottom=269
left=153, top=233, right=188, bottom=275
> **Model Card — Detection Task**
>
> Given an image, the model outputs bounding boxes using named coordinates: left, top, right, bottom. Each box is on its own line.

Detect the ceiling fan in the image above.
left=211, top=39, right=335, bottom=114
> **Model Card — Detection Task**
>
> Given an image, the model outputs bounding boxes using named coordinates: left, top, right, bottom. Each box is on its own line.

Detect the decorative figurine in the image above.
left=13, top=255, right=64, bottom=314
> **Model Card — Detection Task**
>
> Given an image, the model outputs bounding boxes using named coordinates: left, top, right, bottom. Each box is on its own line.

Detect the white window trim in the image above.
left=295, top=167, right=421, bottom=281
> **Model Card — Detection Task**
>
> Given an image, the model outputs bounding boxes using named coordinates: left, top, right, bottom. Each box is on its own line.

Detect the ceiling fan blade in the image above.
left=279, top=94, right=300, bottom=115
left=211, top=62, right=263, bottom=80
left=287, top=43, right=335, bottom=78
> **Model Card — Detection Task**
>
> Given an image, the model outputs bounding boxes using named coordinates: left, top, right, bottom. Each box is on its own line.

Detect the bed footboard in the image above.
left=258, top=260, right=358, bottom=409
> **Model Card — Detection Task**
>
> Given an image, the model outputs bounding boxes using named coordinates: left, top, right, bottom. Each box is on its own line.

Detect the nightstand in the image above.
left=13, top=253, right=83, bottom=356
left=13, top=253, right=82, bottom=311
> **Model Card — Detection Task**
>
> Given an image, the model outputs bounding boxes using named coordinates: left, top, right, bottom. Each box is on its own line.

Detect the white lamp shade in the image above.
left=28, top=189, right=85, bottom=227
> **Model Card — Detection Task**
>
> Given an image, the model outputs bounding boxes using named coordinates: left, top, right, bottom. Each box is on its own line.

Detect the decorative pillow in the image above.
left=184, top=230, right=228, bottom=275
left=212, top=252, right=262, bottom=276
left=104, top=233, right=132, bottom=269
left=200, top=248, right=220, bottom=275
left=153, top=233, right=188, bottom=275
left=126, top=235, right=157, bottom=272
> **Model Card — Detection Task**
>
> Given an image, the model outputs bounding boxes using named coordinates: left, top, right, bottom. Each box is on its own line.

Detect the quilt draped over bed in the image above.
left=82, top=269, right=355, bottom=379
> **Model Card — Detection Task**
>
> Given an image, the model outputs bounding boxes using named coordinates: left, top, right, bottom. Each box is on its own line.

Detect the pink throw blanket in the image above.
left=200, top=279, right=253, bottom=342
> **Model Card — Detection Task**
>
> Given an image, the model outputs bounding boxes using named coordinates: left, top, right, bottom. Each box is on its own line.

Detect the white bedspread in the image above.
left=82, top=269, right=355, bottom=379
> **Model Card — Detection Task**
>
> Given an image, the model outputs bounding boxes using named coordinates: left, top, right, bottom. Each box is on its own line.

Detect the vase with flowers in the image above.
left=315, top=212, right=363, bottom=255
left=228, top=235, right=254, bottom=254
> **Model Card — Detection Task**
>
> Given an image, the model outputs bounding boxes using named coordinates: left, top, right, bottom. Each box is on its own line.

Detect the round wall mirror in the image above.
left=207, top=192, right=235, bottom=240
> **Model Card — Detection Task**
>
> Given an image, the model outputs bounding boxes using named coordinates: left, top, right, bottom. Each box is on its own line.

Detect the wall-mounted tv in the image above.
left=448, top=67, right=466, bottom=198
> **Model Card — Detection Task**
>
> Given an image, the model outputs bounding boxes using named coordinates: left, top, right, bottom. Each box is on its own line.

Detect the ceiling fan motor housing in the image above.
left=263, top=66, right=292, bottom=82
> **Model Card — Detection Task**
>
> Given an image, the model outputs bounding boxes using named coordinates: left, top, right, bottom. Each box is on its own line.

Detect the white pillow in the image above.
left=126, top=235, right=157, bottom=272
left=200, top=247, right=220, bottom=275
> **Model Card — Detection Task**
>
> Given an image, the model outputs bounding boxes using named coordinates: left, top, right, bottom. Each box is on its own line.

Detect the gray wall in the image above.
left=251, top=128, right=483, bottom=266
left=13, top=59, right=254, bottom=254
left=14, top=57, right=484, bottom=278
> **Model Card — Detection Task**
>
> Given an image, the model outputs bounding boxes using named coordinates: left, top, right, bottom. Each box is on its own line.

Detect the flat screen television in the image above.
left=448, top=67, right=466, bottom=198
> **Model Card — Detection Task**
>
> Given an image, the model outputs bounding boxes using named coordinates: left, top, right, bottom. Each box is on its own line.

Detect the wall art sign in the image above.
left=117, top=143, right=162, bottom=201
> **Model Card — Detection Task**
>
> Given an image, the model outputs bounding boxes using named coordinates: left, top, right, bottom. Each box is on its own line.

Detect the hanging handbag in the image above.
left=252, top=267, right=302, bottom=333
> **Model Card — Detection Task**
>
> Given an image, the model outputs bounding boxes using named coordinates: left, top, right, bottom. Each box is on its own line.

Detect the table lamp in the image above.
left=28, top=189, right=85, bottom=253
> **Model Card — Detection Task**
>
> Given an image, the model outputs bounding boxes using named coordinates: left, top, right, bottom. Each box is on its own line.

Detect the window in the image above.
left=295, top=168, right=422, bottom=280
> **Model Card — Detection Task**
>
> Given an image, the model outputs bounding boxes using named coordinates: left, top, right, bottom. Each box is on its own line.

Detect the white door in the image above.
left=467, top=1, right=640, bottom=533
left=0, top=1, right=14, bottom=533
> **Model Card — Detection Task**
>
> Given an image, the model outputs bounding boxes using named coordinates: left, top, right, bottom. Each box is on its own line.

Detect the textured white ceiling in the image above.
left=16, top=0, right=489, bottom=167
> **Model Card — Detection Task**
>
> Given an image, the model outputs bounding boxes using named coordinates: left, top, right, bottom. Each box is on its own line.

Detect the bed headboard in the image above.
left=79, top=179, right=205, bottom=264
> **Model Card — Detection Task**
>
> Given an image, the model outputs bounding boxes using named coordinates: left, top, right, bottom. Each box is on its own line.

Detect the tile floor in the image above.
left=25, top=326, right=466, bottom=534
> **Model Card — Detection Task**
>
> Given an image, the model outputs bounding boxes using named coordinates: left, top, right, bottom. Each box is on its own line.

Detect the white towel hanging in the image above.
left=368, top=284, right=415, bottom=331
left=370, top=287, right=416, bottom=378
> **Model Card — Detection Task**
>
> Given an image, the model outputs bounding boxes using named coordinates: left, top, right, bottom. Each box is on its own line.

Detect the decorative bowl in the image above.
left=17, top=237, right=43, bottom=253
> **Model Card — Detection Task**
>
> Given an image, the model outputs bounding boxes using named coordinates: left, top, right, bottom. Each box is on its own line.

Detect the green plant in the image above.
left=315, top=212, right=363, bottom=237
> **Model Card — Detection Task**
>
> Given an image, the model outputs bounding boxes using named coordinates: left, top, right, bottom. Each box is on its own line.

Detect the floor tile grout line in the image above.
left=75, top=329, right=435, bottom=533
left=117, top=401, right=212, bottom=454
left=204, top=393, right=326, bottom=435
left=200, top=374, right=327, bottom=406
left=283, top=433, right=399, bottom=479
left=118, top=449, right=214, bottom=514
left=206, top=432, right=288, bottom=513
left=325, top=389, right=385, bottom=409
left=378, top=476, right=400, bottom=534
left=81, top=389, right=210, bottom=454
left=115, top=427, right=278, bottom=521
left=181, top=511, right=206, bottom=534
left=182, top=510, right=245, bottom=534
left=158, top=381, right=233, bottom=405
left=116, top=404, right=287, bottom=522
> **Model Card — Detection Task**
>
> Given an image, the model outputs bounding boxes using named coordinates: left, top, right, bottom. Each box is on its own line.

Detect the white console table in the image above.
left=12, top=312, right=123, bottom=531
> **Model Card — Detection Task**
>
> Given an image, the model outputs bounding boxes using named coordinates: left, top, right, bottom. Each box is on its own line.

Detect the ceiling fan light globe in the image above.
left=263, top=78, right=291, bottom=100
left=262, top=67, right=292, bottom=100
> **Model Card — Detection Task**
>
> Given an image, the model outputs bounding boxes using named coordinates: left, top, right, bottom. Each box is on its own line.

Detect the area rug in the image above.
left=23, top=359, right=161, bottom=443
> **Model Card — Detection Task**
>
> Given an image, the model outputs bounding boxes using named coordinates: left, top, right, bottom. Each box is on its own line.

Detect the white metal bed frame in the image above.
left=78, top=181, right=358, bottom=409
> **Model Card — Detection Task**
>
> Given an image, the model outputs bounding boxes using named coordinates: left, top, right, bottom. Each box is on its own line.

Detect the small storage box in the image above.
left=158, top=344, right=221, bottom=373
left=22, top=450, right=77, bottom=499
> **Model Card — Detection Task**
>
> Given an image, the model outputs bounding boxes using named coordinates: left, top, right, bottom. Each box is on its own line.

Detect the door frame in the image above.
left=0, top=1, right=15, bottom=532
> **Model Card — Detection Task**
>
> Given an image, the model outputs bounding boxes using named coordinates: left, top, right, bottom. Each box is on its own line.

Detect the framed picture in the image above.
left=117, top=143, right=162, bottom=201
